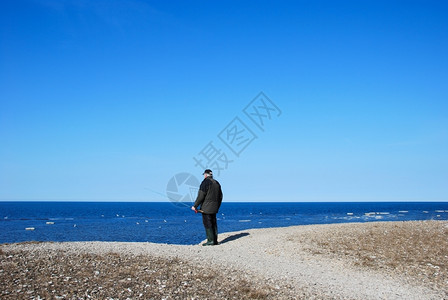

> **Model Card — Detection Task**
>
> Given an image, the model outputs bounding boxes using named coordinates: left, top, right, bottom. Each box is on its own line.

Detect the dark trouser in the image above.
left=202, top=213, right=218, bottom=245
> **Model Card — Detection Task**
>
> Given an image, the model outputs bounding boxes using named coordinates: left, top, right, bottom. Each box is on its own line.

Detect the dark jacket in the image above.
left=193, top=177, right=223, bottom=214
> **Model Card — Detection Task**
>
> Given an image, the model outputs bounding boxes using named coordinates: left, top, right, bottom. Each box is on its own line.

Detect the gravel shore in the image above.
left=1, top=221, right=447, bottom=299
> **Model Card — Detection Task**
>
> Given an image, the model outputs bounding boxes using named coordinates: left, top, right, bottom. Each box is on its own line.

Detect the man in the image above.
left=191, top=169, right=223, bottom=246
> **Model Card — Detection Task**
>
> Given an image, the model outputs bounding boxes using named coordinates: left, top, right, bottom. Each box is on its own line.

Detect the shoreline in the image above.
left=2, top=221, right=447, bottom=299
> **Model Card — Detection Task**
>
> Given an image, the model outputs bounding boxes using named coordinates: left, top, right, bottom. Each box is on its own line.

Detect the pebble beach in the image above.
left=1, top=220, right=447, bottom=299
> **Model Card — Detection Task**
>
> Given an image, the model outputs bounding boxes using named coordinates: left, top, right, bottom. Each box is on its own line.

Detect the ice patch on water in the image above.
left=364, top=212, right=390, bottom=217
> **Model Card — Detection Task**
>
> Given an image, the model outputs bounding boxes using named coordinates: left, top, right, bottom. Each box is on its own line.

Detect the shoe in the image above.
left=213, top=224, right=219, bottom=245
left=202, top=228, right=215, bottom=246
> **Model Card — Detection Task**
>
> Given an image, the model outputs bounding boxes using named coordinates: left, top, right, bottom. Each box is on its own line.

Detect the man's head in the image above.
left=203, top=169, right=213, bottom=178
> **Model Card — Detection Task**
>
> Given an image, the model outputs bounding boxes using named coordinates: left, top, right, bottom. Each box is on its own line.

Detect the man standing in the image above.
left=191, top=169, right=223, bottom=246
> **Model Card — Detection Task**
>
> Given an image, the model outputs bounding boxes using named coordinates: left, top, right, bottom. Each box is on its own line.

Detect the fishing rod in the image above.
left=193, top=208, right=204, bottom=214
left=145, top=187, right=194, bottom=209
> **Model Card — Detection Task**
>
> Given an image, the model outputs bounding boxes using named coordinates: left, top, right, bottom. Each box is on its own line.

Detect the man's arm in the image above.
left=193, top=189, right=206, bottom=209
left=192, top=180, right=208, bottom=210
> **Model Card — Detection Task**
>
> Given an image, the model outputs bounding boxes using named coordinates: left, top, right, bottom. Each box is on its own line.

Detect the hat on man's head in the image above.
left=203, top=169, right=213, bottom=175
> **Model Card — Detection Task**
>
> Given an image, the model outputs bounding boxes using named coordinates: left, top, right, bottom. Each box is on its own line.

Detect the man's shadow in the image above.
left=219, top=232, right=250, bottom=244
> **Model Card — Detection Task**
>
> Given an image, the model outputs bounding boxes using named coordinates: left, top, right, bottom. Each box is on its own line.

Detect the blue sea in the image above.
left=1, top=202, right=447, bottom=245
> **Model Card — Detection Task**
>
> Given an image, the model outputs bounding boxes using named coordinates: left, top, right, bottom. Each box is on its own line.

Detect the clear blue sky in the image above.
left=1, top=0, right=447, bottom=202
